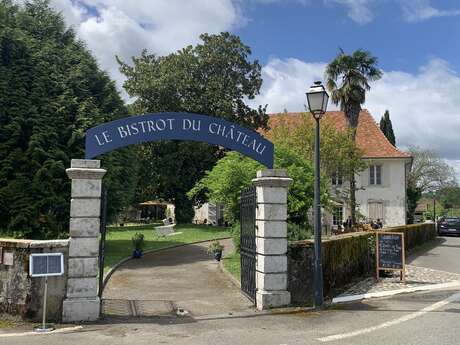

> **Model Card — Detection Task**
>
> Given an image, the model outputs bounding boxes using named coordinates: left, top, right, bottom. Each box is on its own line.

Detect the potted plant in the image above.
left=207, top=240, right=224, bottom=261
left=132, top=232, right=145, bottom=258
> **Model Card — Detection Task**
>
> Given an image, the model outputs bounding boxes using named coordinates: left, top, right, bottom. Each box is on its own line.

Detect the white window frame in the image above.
left=332, top=206, right=343, bottom=226
left=369, top=165, right=382, bottom=185
left=368, top=201, right=384, bottom=222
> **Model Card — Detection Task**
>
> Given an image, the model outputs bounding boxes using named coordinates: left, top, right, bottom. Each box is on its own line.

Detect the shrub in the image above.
left=231, top=222, right=241, bottom=253
left=207, top=240, right=224, bottom=255
left=131, top=232, right=145, bottom=251
left=288, top=223, right=312, bottom=241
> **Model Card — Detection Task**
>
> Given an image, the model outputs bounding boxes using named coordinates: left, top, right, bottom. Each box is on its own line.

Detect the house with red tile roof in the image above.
left=267, top=110, right=412, bottom=229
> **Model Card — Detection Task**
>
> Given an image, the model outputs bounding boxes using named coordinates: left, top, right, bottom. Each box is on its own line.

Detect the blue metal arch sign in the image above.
left=85, top=112, right=274, bottom=168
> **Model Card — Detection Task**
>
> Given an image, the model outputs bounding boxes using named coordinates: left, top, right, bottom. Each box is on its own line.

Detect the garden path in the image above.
left=102, top=238, right=253, bottom=318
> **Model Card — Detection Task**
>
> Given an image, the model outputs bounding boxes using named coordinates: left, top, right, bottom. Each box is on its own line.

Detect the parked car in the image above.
left=437, top=217, right=460, bottom=235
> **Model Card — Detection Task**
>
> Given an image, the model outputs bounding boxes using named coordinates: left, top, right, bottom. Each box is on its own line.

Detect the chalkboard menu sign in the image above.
left=376, top=232, right=405, bottom=281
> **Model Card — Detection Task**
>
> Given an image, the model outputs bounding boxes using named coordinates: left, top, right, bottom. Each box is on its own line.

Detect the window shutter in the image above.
left=376, top=165, right=382, bottom=185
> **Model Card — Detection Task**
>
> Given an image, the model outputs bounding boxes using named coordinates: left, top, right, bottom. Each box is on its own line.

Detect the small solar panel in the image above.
left=29, top=253, right=64, bottom=277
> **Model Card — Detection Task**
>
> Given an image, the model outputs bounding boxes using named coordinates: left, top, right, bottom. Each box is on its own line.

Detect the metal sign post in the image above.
left=34, top=276, right=53, bottom=333
left=29, top=253, right=64, bottom=333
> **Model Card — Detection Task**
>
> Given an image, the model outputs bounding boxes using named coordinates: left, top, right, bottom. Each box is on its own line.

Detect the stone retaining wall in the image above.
left=383, top=223, right=437, bottom=252
left=287, top=223, right=436, bottom=306
left=0, top=239, right=68, bottom=321
left=288, top=232, right=373, bottom=306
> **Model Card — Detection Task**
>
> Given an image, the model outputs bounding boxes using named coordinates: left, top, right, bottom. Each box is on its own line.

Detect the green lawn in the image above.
left=104, top=223, right=231, bottom=272
left=222, top=252, right=241, bottom=282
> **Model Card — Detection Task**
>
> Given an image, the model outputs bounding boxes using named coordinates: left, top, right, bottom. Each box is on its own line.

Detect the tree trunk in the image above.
left=345, top=103, right=361, bottom=227
left=350, top=172, right=357, bottom=226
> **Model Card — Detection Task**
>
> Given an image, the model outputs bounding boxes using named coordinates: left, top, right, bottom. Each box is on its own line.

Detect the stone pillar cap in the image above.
left=66, top=168, right=106, bottom=180
left=256, top=169, right=288, bottom=178
left=71, top=159, right=100, bottom=169
left=253, top=169, right=292, bottom=188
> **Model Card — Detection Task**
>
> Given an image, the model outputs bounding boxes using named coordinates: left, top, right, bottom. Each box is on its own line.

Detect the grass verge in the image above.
left=104, top=223, right=231, bottom=272
left=222, top=251, right=241, bottom=282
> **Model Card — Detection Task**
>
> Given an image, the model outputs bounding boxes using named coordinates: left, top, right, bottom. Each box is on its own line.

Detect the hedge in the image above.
left=287, top=222, right=437, bottom=306
left=382, top=223, right=437, bottom=253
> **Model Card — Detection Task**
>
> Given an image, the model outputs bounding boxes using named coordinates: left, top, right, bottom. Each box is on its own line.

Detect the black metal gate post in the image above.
left=98, top=186, right=108, bottom=299
left=240, top=186, right=257, bottom=303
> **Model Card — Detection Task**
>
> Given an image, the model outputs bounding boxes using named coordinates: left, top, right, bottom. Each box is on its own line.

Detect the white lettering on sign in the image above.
left=93, top=117, right=267, bottom=157
left=94, top=130, right=112, bottom=146
left=182, top=119, right=201, bottom=131
left=207, top=122, right=267, bottom=156
left=116, top=118, right=176, bottom=139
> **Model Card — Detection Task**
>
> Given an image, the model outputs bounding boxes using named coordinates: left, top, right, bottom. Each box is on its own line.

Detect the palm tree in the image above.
left=325, top=49, right=382, bottom=226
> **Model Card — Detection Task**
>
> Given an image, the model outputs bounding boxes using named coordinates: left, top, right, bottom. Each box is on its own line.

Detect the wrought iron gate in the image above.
left=240, top=186, right=257, bottom=303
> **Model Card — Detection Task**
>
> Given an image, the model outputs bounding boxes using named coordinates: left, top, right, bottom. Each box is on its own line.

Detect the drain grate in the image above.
left=102, top=299, right=177, bottom=317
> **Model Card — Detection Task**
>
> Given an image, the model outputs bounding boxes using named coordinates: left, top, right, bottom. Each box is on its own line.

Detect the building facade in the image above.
left=193, top=202, right=225, bottom=225
left=268, top=110, right=412, bottom=230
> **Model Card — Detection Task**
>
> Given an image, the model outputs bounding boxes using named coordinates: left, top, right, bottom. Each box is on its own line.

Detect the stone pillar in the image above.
left=62, top=159, right=106, bottom=322
left=253, top=169, right=292, bottom=310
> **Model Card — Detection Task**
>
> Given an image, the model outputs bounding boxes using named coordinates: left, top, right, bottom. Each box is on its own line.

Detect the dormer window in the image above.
left=331, top=170, right=342, bottom=186
left=369, top=165, right=382, bottom=185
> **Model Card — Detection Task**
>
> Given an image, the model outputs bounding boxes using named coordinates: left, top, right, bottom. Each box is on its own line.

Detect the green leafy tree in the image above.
left=188, top=147, right=326, bottom=227
left=268, top=112, right=365, bottom=189
left=438, top=186, right=460, bottom=210
left=379, top=110, right=396, bottom=146
left=118, top=32, right=268, bottom=222
left=406, top=146, right=457, bottom=223
left=325, top=49, right=382, bottom=226
left=0, top=0, right=138, bottom=238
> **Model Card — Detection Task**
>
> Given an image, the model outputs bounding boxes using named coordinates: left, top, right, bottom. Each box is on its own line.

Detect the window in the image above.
left=369, top=165, right=382, bottom=185
left=332, top=207, right=343, bottom=226
left=368, top=202, right=384, bottom=222
left=331, top=170, right=343, bottom=186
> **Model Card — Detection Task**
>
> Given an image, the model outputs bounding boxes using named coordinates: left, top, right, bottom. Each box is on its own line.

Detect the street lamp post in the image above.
left=306, top=81, right=329, bottom=309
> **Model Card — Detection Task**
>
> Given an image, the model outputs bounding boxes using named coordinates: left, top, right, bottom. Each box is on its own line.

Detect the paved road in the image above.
left=103, top=238, right=252, bottom=317
left=408, top=235, right=460, bottom=274
left=2, top=235, right=459, bottom=345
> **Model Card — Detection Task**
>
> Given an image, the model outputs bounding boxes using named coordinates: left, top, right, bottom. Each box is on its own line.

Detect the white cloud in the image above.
left=49, top=0, right=242, bottom=97
left=252, top=58, right=460, bottom=165
left=366, top=59, right=460, bottom=161
left=49, top=0, right=87, bottom=26
left=400, top=0, right=460, bottom=22
left=40, top=0, right=460, bottom=168
left=324, top=0, right=374, bottom=24
left=248, top=58, right=330, bottom=112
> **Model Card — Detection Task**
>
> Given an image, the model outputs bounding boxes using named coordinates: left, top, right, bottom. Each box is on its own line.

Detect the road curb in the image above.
left=0, top=326, right=83, bottom=338
left=332, top=280, right=460, bottom=303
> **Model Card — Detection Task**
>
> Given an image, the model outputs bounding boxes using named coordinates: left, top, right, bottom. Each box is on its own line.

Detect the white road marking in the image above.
left=0, top=326, right=83, bottom=338
left=318, top=291, right=460, bottom=342
left=332, top=281, right=460, bottom=303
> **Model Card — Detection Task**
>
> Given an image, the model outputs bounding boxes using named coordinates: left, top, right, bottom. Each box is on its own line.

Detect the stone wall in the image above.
left=0, top=239, right=68, bottom=321
left=287, top=223, right=437, bottom=306
left=383, top=223, right=437, bottom=252
left=288, top=232, right=373, bottom=306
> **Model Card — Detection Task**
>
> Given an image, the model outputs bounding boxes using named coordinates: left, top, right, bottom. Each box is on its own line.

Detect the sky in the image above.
left=46, top=0, right=460, bottom=175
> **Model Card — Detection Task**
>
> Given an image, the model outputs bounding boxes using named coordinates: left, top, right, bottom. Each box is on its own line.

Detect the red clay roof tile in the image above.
left=266, top=110, right=411, bottom=159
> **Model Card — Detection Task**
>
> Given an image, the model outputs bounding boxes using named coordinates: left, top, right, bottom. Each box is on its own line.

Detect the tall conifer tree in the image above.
left=0, top=0, right=138, bottom=238
left=380, top=110, right=396, bottom=146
